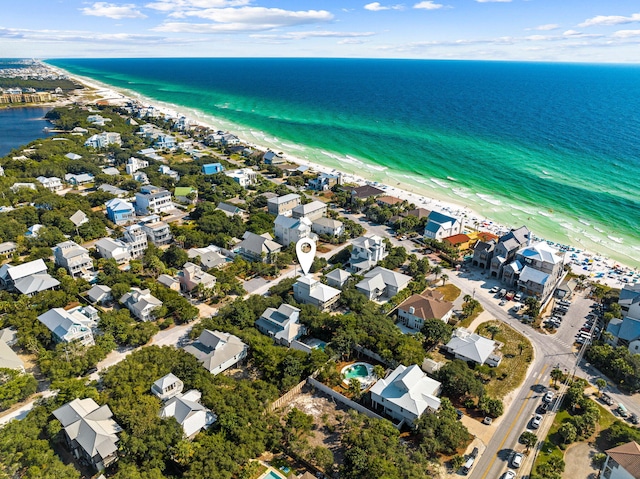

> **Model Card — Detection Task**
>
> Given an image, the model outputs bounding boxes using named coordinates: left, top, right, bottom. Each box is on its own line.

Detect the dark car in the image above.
left=630, top=414, right=639, bottom=425
left=456, top=409, right=464, bottom=420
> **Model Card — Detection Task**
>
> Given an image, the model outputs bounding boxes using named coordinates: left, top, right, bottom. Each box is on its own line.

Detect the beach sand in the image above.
left=50, top=66, right=638, bottom=289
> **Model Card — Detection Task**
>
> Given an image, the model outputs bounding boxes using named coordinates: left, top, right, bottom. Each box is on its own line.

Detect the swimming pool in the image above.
left=341, top=362, right=375, bottom=388
left=261, top=471, right=286, bottom=479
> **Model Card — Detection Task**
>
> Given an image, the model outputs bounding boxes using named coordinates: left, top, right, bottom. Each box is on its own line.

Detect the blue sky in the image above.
left=3, top=0, right=640, bottom=62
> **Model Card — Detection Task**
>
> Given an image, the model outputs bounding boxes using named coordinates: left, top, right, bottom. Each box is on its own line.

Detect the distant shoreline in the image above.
left=42, top=63, right=640, bottom=281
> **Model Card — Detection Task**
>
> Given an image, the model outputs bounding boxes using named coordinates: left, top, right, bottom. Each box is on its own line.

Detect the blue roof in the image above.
left=428, top=211, right=457, bottom=225
left=202, top=163, right=224, bottom=174
left=618, top=317, right=640, bottom=342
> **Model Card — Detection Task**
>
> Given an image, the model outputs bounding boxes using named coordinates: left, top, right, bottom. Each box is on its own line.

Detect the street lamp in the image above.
left=472, top=289, right=476, bottom=300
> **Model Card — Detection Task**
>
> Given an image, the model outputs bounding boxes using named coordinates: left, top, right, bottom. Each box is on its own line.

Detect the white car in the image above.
left=501, top=471, right=516, bottom=479
left=511, top=452, right=523, bottom=469
left=514, top=293, right=523, bottom=301
left=543, top=391, right=554, bottom=403
left=531, top=414, right=542, bottom=429
left=490, top=286, right=500, bottom=293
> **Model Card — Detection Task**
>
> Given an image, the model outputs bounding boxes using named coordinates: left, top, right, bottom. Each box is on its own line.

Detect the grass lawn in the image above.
left=533, top=409, right=571, bottom=474
left=457, top=305, right=483, bottom=329
left=476, top=321, right=533, bottom=398
left=435, top=283, right=461, bottom=302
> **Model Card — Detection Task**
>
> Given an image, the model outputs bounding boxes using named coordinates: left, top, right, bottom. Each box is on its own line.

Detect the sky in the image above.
left=2, top=0, right=640, bottom=62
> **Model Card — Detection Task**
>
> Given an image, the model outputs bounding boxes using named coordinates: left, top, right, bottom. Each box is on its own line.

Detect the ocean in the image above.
left=46, top=58, right=640, bottom=269
left=0, top=107, right=53, bottom=157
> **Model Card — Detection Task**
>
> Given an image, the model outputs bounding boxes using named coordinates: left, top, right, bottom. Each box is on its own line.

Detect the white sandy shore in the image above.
left=50, top=65, right=638, bottom=289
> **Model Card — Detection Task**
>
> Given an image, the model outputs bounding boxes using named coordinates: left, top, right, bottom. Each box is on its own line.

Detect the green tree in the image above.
left=558, top=422, right=577, bottom=444
left=421, top=318, right=453, bottom=348
left=550, top=368, right=564, bottom=387
left=441, top=274, right=449, bottom=286
left=595, top=378, right=607, bottom=395
left=485, top=325, right=501, bottom=340
left=520, top=431, right=538, bottom=452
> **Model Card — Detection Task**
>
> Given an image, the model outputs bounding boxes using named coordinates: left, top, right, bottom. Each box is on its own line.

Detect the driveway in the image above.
left=562, top=442, right=599, bottom=479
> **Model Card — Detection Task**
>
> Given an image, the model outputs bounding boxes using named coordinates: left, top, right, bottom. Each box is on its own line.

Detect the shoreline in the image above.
left=44, top=64, right=639, bottom=285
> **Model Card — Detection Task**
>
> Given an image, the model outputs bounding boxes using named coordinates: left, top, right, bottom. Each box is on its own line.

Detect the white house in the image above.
left=370, top=364, right=441, bottom=426
left=184, top=330, right=248, bottom=375
left=443, top=328, right=502, bottom=367
left=64, top=172, right=94, bottom=186
left=53, top=240, right=94, bottom=279
left=125, top=157, right=149, bottom=175
left=38, top=307, right=96, bottom=346
left=325, top=268, right=351, bottom=289
left=36, top=176, right=63, bottom=192
left=293, top=276, right=340, bottom=312
left=225, top=168, right=258, bottom=188
left=312, top=217, right=344, bottom=237
left=94, top=238, right=131, bottom=264
left=138, top=216, right=172, bottom=246
left=84, top=132, right=122, bottom=149
left=355, top=266, right=412, bottom=301
left=256, top=304, right=305, bottom=346
left=123, top=224, right=148, bottom=258
left=273, top=215, right=317, bottom=247
left=135, top=185, right=173, bottom=215
left=160, top=389, right=217, bottom=439
left=86, top=284, right=112, bottom=305
left=0, top=242, right=17, bottom=256
left=423, top=211, right=462, bottom=241
left=120, top=288, right=162, bottom=322
left=187, top=245, right=230, bottom=269
left=350, top=235, right=387, bottom=273
left=600, top=441, right=640, bottom=479
left=151, top=373, right=184, bottom=401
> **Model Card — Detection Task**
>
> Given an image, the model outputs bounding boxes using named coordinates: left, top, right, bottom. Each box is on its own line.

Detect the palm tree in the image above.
left=486, top=325, right=501, bottom=340
left=463, top=294, right=472, bottom=303
left=550, top=367, right=563, bottom=387
left=373, top=365, right=386, bottom=380
left=432, top=265, right=442, bottom=279
left=441, top=274, right=449, bottom=286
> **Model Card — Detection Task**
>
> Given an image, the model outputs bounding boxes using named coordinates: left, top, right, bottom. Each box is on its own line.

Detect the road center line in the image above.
left=480, top=364, right=548, bottom=479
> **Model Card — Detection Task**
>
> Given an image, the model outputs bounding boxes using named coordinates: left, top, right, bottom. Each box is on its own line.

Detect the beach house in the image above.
left=138, top=216, right=173, bottom=246
left=600, top=441, right=640, bottom=479
left=105, top=198, right=135, bottom=225
left=308, top=172, right=340, bottom=191
left=236, top=232, right=282, bottom=263
left=488, top=226, right=531, bottom=278
left=256, top=304, right=305, bottom=347
left=53, top=240, right=94, bottom=279
left=263, top=150, right=286, bottom=165
left=125, top=157, right=148, bottom=175
left=355, top=266, right=412, bottom=301
left=273, top=215, right=316, bottom=247
left=135, top=185, right=173, bottom=215
left=423, top=211, right=462, bottom=241
left=225, top=168, right=258, bottom=188
left=122, top=224, right=148, bottom=258
left=370, top=364, right=442, bottom=426
left=184, top=329, right=248, bottom=375
left=178, top=262, right=216, bottom=294
left=53, top=398, right=122, bottom=471
left=201, top=163, right=224, bottom=175
left=397, top=291, right=455, bottom=330
left=65, top=172, right=95, bottom=187
left=83, top=132, right=121, bottom=149
left=120, top=287, right=162, bottom=322
left=312, top=217, right=344, bottom=237
left=293, top=276, right=341, bottom=311
left=94, top=237, right=132, bottom=264
left=292, top=200, right=327, bottom=221
left=0, top=259, right=60, bottom=296
left=267, top=193, right=301, bottom=217
left=511, top=241, right=564, bottom=300
left=36, top=176, right=63, bottom=192
left=443, top=328, right=502, bottom=367
left=37, top=307, right=96, bottom=347
left=350, top=234, right=387, bottom=273
left=0, top=242, right=17, bottom=257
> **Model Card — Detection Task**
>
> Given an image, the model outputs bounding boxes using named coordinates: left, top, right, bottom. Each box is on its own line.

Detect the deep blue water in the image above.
left=47, top=58, right=640, bottom=266
left=0, top=107, right=52, bottom=157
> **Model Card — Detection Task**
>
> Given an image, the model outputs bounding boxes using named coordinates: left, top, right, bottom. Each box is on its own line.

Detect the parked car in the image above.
left=531, top=414, right=542, bottom=429
left=514, top=292, right=523, bottom=301
left=499, top=288, right=507, bottom=298
left=501, top=471, right=516, bottom=479
left=630, top=413, right=639, bottom=425
left=500, top=299, right=507, bottom=306
left=601, top=393, right=614, bottom=405
left=490, top=286, right=500, bottom=293
left=483, top=416, right=493, bottom=425
left=538, top=402, right=549, bottom=413
left=511, top=452, right=523, bottom=468
left=543, top=391, right=554, bottom=403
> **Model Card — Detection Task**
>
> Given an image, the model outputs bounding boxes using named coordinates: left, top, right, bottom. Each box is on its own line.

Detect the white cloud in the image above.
left=475, top=0, right=511, bottom=3
left=145, top=0, right=250, bottom=12
left=0, top=26, right=167, bottom=44
left=612, top=29, right=640, bottom=38
left=413, top=1, right=443, bottom=10
left=154, top=6, right=333, bottom=33
left=80, top=2, right=147, bottom=19
left=250, top=31, right=376, bottom=41
left=364, top=2, right=404, bottom=11
left=579, top=13, right=640, bottom=28
left=528, top=23, right=560, bottom=31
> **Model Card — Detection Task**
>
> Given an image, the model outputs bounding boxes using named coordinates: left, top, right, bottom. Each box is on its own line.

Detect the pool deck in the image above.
left=258, top=465, right=288, bottom=479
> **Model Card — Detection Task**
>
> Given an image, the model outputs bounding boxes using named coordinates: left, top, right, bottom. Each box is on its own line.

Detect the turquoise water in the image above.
left=46, top=58, right=640, bottom=268
left=264, top=471, right=285, bottom=479
left=344, top=364, right=371, bottom=380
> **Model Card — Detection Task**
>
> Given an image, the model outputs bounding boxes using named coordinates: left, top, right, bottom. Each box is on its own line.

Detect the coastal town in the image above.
left=1, top=61, right=640, bottom=479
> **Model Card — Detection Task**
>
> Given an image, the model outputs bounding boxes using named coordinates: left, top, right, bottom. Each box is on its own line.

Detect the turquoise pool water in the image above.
left=264, top=471, right=285, bottom=479
left=343, top=363, right=371, bottom=380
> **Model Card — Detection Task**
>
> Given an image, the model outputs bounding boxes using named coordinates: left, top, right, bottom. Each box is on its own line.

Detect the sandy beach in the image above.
left=51, top=66, right=638, bottom=289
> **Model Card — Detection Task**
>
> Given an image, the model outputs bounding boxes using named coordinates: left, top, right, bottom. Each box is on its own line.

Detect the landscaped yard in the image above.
left=476, top=321, right=533, bottom=398
left=457, top=305, right=483, bottom=329
left=533, top=409, right=572, bottom=474
left=435, top=283, right=461, bottom=302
